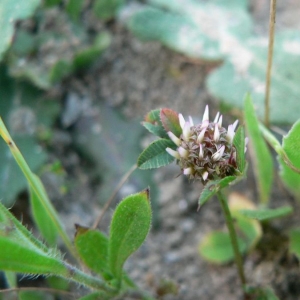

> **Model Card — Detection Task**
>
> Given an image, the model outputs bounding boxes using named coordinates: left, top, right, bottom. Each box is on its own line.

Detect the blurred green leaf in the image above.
left=74, top=225, right=111, bottom=278
left=66, top=0, right=84, bottom=21
left=0, top=66, right=59, bottom=205
left=126, top=0, right=252, bottom=61
left=244, top=94, right=273, bottom=204
left=289, top=228, right=300, bottom=259
left=0, top=0, right=40, bottom=61
left=239, top=206, right=293, bottom=221
left=0, top=136, right=46, bottom=206
left=137, top=138, right=176, bottom=169
left=246, top=286, right=279, bottom=300
left=228, top=193, right=262, bottom=249
left=208, top=31, right=300, bottom=124
left=8, top=16, right=110, bottom=89
left=199, top=193, right=262, bottom=264
left=93, top=0, right=125, bottom=21
left=29, top=175, right=59, bottom=246
left=278, top=120, right=300, bottom=199
left=199, top=231, right=247, bottom=264
left=73, top=32, right=111, bottom=71
left=109, top=189, right=152, bottom=280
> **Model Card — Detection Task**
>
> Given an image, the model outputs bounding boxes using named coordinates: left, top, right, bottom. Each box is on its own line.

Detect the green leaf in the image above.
left=245, top=286, right=279, bottom=300
left=143, top=109, right=168, bottom=138
left=289, top=228, right=300, bottom=259
left=160, top=108, right=181, bottom=137
left=8, top=18, right=110, bottom=89
left=207, top=31, right=300, bottom=124
left=198, top=176, right=237, bottom=207
left=239, top=206, right=293, bottom=221
left=74, top=225, right=111, bottom=278
left=93, top=0, right=125, bottom=21
left=72, top=32, right=111, bottom=71
left=0, top=0, right=40, bottom=61
left=244, top=94, right=273, bottom=204
left=109, top=189, right=152, bottom=280
left=0, top=237, right=66, bottom=275
left=66, top=0, right=84, bottom=21
left=233, top=126, right=246, bottom=173
left=199, top=231, right=247, bottom=264
left=0, top=65, right=60, bottom=205
left=29, top=175, right=59, bottom=246
left=137, top=138, right=176, bottom=169
left=278, top=120, right=300, bottom=199
left=0, top=202, right=66, bottom=276
left=126, top=0, right=252, bottom=61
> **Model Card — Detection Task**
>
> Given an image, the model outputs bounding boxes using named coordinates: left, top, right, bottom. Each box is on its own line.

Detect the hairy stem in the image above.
left=217, top=192, right=247, bottom=293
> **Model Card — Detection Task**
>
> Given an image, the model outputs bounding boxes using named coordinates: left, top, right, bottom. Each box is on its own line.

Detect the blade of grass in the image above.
left=0, top=118, right=76, bottom=258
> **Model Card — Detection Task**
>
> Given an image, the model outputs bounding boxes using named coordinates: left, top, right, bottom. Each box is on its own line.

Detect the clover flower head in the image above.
left=166, top=105, right=247, bottom=184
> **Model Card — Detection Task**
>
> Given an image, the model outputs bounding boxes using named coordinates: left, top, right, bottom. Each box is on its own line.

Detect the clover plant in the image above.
left=137, top=94, right=300, bottom=299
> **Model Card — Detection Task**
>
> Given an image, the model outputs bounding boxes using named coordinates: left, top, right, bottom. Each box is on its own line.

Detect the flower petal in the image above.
left=178, top=146, right=189, bottom=158
left=202, top=171, right=208, bottom=181
left=202, top=105, right=209, bottom=122
left=167, top=131, right=181, bottom=146
left=166, top=148, right=180, bottom=159
left=183, top=167, right=193, bottom=175
left=213, top=112, right=220, bottom=123
left=179, top=114, right=185, bottom=130
left=212, top=145, right=225, bottom=161
left=214, top=123, right=220, bottom=142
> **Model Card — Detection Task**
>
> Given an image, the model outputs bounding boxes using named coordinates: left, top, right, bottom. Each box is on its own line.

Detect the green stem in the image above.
left=0, top=118, right=76, bottom=258
left=64, top=263, right=116, bottom=294
left=217, top=191, right=247, bottom=291
left=264, top=0, right=277, bottom=127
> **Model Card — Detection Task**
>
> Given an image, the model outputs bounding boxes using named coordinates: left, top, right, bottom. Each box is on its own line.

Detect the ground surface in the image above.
left=5, top=1, right=300, bottom=299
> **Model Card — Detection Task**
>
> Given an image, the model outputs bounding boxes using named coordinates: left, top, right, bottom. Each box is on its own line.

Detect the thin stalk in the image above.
left=92, top=164, right=137, bottom=229
left=217, top=192, right=247, bottom=292
left=264, top=0, right=277, bottom=127
left=0, top=118, right=76, bottom=258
